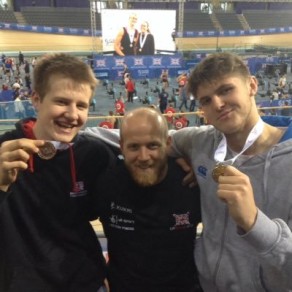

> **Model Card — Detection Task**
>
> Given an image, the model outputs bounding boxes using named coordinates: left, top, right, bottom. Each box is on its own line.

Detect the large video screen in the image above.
left=101, top=9, right=176, bottom=56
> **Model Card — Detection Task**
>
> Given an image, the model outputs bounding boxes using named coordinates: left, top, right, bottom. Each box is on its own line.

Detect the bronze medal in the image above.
left=212, top=163, right=227, bottom=183
left=38, top=141, right=57, bottom=160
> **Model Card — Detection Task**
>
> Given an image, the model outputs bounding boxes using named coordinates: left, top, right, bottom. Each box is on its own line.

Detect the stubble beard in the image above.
left=127, top=160, right=167, bottom=187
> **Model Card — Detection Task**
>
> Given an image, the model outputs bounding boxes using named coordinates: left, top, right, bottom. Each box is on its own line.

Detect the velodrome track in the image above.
left=1, top=30, right=292, bottom=52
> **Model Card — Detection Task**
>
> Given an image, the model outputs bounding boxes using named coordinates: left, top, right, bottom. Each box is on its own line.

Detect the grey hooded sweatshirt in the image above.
left=170, top=118, right=292, bottom=292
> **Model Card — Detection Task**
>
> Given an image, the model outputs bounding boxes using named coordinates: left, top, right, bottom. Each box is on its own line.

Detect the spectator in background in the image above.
left=176, top=72, right=188, bottom=90
left=125, top=77, right=135, bottom=103
left=12, top=82, right=21, bottom=100
left=160, top=69, right=169, bottom=90
left=136, top=21, right=155, bottom=56
left=115, top=95, right=126, bottom=116
left=164, top=103, right=176, bottom=128
left=114, top=13, right=139, bottom=56
left=14, top=75, right=23, bottom=87
left=158, top=88, right=168, bottom=114
left=24, top=60, right=30, bottom=75
left=174, top=111, right=189, bottom=130
left=107, top=110, right=118, bottom=129
left=4, top=58, right=12, bottom=82
left=18, top=51, right=24, bottom=66
left=189, top=93, right=196, bottom=112
left=278, top=73, right=287, bottom=94
left=178, top=83, right=189, bottom=111
left=25, top=74, right=32, bottom=92
left=99, top=120, right=114, bottom=129
left=107, top=82, right=116, bottom=99
left=98, top=111, right=118, bottom=129
left=140, top=91, right=152, bottom=105
left=14, top=94, right=25, bottom=119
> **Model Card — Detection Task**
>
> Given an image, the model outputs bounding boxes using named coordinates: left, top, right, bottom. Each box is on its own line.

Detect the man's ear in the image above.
left=249, top=76, right=258, bottom=96
left=30, top=91, right=41, bottom=111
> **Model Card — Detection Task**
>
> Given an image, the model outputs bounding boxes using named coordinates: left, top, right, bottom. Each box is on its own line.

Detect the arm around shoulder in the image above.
left=83, top=127, right=121, bottom=150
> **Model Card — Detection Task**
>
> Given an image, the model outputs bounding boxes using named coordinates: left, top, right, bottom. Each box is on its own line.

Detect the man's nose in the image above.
left=213, top=95, right=225, bottom=109
left=138, top=147, right=150, bottom=161
left=64, top=104, right=79, bottom=120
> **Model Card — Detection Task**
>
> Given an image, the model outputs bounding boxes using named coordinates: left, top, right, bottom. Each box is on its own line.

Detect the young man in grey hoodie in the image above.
left=169, top=52, right=292, bottom=291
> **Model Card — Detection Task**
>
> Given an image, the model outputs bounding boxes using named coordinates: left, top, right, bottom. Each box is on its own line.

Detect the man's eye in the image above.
left=128, top=145, right=138, bottom=151
left=56, top=100, right=67, bottom=105
left=148, top=144, right=159, bottom=150
left=221, top=87, right=233, bottom=95
left=199, top=97, right=211, bottom=106
left=77, top=104, right=88, bottom=110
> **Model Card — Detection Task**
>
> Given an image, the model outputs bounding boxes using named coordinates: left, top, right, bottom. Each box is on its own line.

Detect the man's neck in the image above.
left=227, top=124, right=284, bottom=155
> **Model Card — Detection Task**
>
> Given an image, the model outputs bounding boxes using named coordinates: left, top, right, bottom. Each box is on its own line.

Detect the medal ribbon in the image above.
left=127, top=28, right=135, bottom=46
left=49, top=141, right=72, bottom=150
left=22, top=120, right=77, bottom=192
left=214, top=118, right=264, bottom=165
left=139, top=33, right=147, bottom=50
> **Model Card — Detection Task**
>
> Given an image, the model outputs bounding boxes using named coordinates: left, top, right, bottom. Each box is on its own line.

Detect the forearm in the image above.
left=114, top=46, right=124, bottom=56
left=240, top=210, right=292, bottom=289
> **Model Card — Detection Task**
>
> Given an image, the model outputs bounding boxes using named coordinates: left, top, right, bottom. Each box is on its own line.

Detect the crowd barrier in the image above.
left=93, top=54, right=292, bottom=80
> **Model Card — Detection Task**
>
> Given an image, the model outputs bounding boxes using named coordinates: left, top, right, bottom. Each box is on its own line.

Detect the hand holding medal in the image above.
left=216, top=165, right=258, bottom=232
left=0, top=138, right=45, bottom=188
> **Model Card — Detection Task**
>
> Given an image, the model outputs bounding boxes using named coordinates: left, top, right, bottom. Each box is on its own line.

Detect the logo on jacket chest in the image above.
left=170, top=212, right=193, bottom=231
left=109, top=202, right=135, bottom=231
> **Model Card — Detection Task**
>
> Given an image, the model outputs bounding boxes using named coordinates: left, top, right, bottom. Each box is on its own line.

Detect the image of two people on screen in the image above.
left=114, top=13, right=155, bottom=56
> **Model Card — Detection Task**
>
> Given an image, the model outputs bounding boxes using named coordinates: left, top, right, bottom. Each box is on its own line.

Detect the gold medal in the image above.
left=38, top=141, right=57, bottom=160
left=212, top=163, right=227, bottom=183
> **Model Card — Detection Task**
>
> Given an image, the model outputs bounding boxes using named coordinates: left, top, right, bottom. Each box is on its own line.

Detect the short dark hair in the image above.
left=33, top=53, right=97, bottom=100
left=188, top=52, right=250, bottom=98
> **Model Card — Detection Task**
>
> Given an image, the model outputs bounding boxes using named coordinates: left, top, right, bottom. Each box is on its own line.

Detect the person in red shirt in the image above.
left=164, top=104, right=176, bottom=128
left=99, top=121, right=114, bottom=129
left=174, top=112, right=189, bottom=130
left=115, top=97, right=125, bottom=116
left=125, top=77, right=135, bottom=103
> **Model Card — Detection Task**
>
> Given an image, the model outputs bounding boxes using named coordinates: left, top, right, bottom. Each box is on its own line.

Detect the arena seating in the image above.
left=1, top=5, right=292, bottom=34
left=183, top=10, right=215, bottom=31
left=0, top=10, right=18, bottom=23
left=214, top=12, right=244, bottom=31
left=243, top=10, right=292, bottom=30
left=20, top=6, right=101, bottom=30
